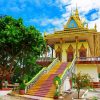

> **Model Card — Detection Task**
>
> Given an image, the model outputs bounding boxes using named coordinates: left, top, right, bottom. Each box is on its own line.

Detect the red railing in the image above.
left=36, top=57, right=55, bottom=66
left=91, top=82, right=100, bottom=88
left=76, top=57, right=100, bottom=64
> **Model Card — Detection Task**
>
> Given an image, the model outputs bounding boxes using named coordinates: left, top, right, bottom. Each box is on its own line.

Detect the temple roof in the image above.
left=65, top=7, right=83, bottom=28
left=44, top=7, right=99, bottom=40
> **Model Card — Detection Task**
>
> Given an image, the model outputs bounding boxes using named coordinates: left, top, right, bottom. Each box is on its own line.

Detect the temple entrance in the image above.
left=56, top=46, right=62, bottom=61
left=67, top=52, right=73, bottom=62
left=67, top=44, right=74, bottom=62
left=79, top=44, right=87, bottom=59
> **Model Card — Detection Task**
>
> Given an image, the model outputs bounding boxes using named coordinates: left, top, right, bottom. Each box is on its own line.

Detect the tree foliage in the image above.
left=0, top=16, right=46, bottom=83
left=72, top=72, right=92, bottom=99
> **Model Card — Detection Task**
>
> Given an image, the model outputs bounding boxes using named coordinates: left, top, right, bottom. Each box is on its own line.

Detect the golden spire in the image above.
left=86, top=23, right=88, bottom=29
left=75, top=4, right=79, bottom=16
left=94, top=23, right=97, bottom=31
left=44, top=32, right=47, bottom=37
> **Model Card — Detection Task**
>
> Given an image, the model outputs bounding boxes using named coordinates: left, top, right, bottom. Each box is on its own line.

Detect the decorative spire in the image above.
left=44, top=32, right=47, bottom=36
left=75, top=4, right=79, bottom=16
left=94, top=23, right=97, bottom=31
left=86, top=23, right=88, bottom=29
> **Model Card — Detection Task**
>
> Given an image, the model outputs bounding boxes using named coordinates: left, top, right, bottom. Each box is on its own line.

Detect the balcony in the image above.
left=36, top=57, right=55, bottom=67
left=76, top=57, right=100, bottom=64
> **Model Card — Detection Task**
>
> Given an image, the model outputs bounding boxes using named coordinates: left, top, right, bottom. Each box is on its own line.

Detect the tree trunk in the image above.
left=77, top=90, right=80, bottom=99
left=0, top=79, right=3, bottom=89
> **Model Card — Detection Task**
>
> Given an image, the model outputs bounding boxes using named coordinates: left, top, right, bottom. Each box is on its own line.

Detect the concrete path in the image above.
left=0, top=95, right=31, bottom=100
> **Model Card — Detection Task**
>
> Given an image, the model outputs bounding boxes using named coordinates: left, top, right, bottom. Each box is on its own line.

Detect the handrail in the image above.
left=25, top=67, right=46, bottom=92
left=46, top=57, right=59, bottom=72
left=25, top=58, right=59, bottom=93
left=77, top=57, right=100, bottom=61
left=60, top=57, right=77, bottom=85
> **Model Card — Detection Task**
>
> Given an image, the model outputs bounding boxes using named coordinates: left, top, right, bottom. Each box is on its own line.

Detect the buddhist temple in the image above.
left=44, top=8, right=100, bottom=62
left=26, top=7, right=100, bottom=98
left=44, top=7, right=100, bottom=82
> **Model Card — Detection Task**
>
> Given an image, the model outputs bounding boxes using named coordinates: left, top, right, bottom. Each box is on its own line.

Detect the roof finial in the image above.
left=44, top=32, right=47, bottom=37
left=94, top=23, right=97, bottom=31
left=75, top=4, right=79, bottom=16
left=86, top=23, right=88, bottom=29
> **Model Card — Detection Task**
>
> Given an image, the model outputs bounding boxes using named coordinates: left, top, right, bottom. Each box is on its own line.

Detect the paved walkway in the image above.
left=0, top=95, right=32, bottom=100
left=0, top=89, right=85, bottom=100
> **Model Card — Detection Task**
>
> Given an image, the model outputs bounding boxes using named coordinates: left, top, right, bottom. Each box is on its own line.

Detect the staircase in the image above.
left=26, top=62, right=68, bottom=98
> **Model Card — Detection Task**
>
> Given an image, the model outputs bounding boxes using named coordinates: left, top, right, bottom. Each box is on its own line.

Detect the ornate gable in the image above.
left=66, top=8, right=83, bottom=29
left=67, top=17, right=78, bottom=28
left=67, top=44, right=74, bottom=52
left=66, top=16, right=83, bottom=28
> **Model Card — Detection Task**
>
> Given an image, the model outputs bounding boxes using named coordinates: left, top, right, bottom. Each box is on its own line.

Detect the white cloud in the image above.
left=29, top=17, right=65, bottom=33
left=29, top=0, right=100, bottom=32
left=70, top=0, right=100, bottom=32
left=90, top=13, right=98, bottom=21
left=89, top=18, right=100, bottom=32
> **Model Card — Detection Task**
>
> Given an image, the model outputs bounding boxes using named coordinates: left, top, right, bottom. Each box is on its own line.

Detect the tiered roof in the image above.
left=44, top=7, right=99, bottom=40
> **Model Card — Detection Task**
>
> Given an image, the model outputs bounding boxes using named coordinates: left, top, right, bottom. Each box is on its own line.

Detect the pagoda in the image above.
left=44, top=7, right=100, bottom=82
left=44, top=7, right=100, bottom=62
left=26, top=8, right=100, bottom=98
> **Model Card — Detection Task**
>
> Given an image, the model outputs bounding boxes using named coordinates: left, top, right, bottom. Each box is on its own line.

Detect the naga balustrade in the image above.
left=60, top=57, right=77, bottom=92
left=61, top=57, right=77, bottom=83
left=46, top=57, right=59, bottom=72
left=25, top=67, right=46, bottom=93
left=25, top=58, right=59, bottom=93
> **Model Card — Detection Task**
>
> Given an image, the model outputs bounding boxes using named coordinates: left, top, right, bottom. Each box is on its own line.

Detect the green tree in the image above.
left=72, top=73, right=92, bottom=99
left=0, top=16, right=46, bottom=87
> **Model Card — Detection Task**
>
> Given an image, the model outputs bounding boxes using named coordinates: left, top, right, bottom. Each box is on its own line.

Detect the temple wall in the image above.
left=54, top=41, right=90, bottom=62
left=76, top=64, right=99, bottom=82
left=97, top=64, right=100, bottom=73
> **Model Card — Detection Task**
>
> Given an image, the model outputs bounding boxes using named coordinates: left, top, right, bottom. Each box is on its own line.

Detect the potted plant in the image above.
left=53, top=76, right=61, bottom=99
left=71, top=72, right=92, bottom=99
left=19, top=82, right=26, bottom=95
left=53, top=90, right=59, bottom=99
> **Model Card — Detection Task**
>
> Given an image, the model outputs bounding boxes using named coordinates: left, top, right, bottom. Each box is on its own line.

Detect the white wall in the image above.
left=76, top=64, right=99, bottom=82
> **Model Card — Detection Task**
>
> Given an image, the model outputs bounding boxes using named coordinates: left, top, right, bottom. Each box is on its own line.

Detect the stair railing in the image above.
left=60, top=57, right=77, bottom=87
left=46, top=57, right=59, bottom=72
left=25, top=58, right=59, bottom=93
left=25, top=67, right=46, bottom=93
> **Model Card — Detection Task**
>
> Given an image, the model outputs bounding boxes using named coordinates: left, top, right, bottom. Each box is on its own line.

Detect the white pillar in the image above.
left=63, top=77, right=71, bottom=92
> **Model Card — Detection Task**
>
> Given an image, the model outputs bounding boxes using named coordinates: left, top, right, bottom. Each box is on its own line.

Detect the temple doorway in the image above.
left=79, top=44, right=87, bottom=59
left=67, top=44, right=74, bottom=62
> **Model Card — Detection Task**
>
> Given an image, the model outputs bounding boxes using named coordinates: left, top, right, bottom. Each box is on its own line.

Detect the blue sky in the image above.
left=0, top=0, right=100, bottom=33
